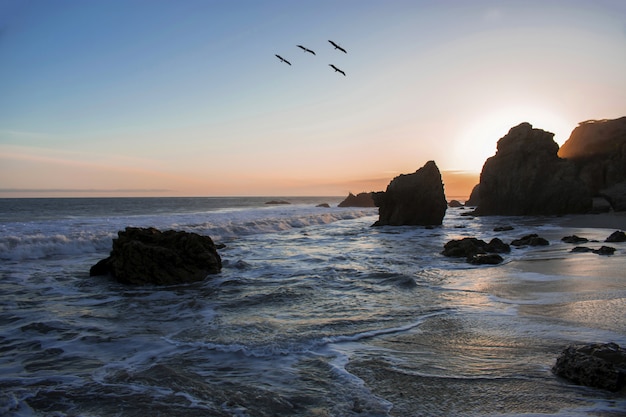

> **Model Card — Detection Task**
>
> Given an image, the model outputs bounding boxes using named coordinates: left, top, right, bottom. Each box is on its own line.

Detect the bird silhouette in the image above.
left=296, top=45, right=316, bottom=55
left=328, top=40, right=347, bottom=53
left=275, top=54, right=291, bottom=65
left=329, top=64, right=345, bottom=76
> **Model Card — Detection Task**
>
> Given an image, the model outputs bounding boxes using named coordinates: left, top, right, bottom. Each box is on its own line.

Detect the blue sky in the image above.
left=1, top=0, right=625, bottom=197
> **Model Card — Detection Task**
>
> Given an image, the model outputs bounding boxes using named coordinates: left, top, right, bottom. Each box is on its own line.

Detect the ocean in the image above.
left=1, top=197, right=625, bottom=416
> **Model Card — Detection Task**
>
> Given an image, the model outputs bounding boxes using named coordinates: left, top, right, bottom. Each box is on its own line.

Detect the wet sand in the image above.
left=557, top=212, right=626, bottom=230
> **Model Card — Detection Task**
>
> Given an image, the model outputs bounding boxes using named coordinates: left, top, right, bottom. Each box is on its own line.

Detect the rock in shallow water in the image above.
left=90, top=227, right=222, bottom=285
left=552, top=342, right=626, bottom=392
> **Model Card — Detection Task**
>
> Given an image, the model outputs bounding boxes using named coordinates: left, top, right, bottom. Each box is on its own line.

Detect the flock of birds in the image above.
left=275, top=40, right=347, bottom=76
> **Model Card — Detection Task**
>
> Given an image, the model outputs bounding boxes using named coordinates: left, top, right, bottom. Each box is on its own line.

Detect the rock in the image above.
left=600, top=182, right=626, bottom=212
left=558, top=117, right=626, bottom=209
left=89, top=227, right=222, bottom=285
left=590, top=197, right=613, bottom=214
left=468, top=253, right=504, bottom=265
left=571, top=246, right=594, bottom=253
left=494, top=226, right=514, bottom=232
left=606, top=230, right=626, bottom=243
left=510, top=234, right=549, bottom=247
left=442, top=237, right=510, bottom=262
left=372, top=160, right=447, bottom=226
left=338, top=192, right=376, bottom=207
left=475, top=123, right=592, bottom=215
left=448, top=200, right=463, bottom=208
left=265, top=200, right=290, bottom=205
left=552, top=342, right=626, bottom=392
left=561, top=235, right=589, bottom=244
left=465, top=184, right=480, bottom=207
left=316, top=203, right=331, bottom=208
left=593, top=246, right=616, bottom=256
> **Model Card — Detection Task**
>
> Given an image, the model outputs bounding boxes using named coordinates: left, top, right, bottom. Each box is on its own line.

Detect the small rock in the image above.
left=468, top=253, right=504, bottom=265
left=511, top=234, right=549, bottom=247
left=562, top=235, right=589, bottom=244
left=606, top=231, right=626, bottom=243
left=593, top=246, right=616, bottom=256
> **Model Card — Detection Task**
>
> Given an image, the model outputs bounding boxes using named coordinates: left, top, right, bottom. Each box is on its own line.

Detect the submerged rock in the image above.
left=553, top=342, right=626, bottom=392
left=561, top=235, right=589, bottom=244
left=510, top=234, right=549, bottom=247
left=90, top=227, right=222, bottom=285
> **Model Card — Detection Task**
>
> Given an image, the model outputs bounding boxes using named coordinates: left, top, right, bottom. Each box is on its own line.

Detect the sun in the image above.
left=448, top=106, right=575, bottom=172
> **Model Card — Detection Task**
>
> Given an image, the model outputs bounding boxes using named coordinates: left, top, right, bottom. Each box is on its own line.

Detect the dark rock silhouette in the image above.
left=338, top=192, right=375, bottom=207
left=372, top=161, right=447, bottom=226
left=510, top=233, right=549, bottom=247
left=90, top=227, right=222, bottom=285
left=442, top=237, right=510, bottom=261
left=606, top=230, right=626, bottom=242
left=448, top=199, right=463, bottom=208
left=475, top=122, right=591, bottom=215
left=465, top=184, right=480, bottom=207
left=558, top=117, right=626, bottom=210
left=553, top=342, right=626, bottom=392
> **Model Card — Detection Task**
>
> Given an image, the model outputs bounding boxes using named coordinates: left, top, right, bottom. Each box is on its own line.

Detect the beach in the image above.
left=1, top=198, right=625, bottom=416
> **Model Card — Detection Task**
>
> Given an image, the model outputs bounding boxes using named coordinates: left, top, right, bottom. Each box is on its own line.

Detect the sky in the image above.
left=1, top=0, right=625, bottom=198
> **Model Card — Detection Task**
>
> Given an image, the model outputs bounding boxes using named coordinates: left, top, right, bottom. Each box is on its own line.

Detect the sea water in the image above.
left=0, top=197, right=625, bottom=416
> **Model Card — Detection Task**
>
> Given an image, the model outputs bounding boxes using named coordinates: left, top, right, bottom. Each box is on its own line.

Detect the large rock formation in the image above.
left=475, top=123, right=591, bottom=215
left=558, top=117, right=626, bottom=211
left=372, top=160, right=447, bottom=226
left=90, top=227, right=222, bottom=285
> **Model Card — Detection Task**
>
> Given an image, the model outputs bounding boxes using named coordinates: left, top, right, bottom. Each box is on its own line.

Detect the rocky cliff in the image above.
left=475, top=122, right=591, bottom=215
left=558, top=117, right=626, bottom=211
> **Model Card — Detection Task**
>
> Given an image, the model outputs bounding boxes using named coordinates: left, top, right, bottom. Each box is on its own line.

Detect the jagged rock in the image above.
left=561, top=235, right=589, bottom=244
left=90, top=227, right=222, bottom=285
left=372, top=160, right=447, bottom=226
left=552, top=342, right=626, bottom=392
left=606, top=230, right=626, bottom=242
left=475, top=123, right=591, bottom=215
left=442, top=237, right=510, bottom=263
left=448, top=200, right=463, bottom=208
left=558, top=117, right=626, bottom=209
left=510, top=234, right=549, bottom=247
left=338, top=192, right=376, bottom=207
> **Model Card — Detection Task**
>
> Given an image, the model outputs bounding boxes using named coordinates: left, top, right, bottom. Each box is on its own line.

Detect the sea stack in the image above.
left=372, top=160, right=447, bottom=226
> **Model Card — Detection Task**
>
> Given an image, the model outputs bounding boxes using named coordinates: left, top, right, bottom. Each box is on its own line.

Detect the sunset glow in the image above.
left=1, top=1, right=624, bottom=198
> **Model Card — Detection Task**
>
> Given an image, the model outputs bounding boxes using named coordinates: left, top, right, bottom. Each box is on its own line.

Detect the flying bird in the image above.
left=328, top=40, right=347, bottom=53
left=297, top=45, right=316, bottom=55
left=275, top=54, right=291, bottom=65
left=329, top=64, right=345, bottom=76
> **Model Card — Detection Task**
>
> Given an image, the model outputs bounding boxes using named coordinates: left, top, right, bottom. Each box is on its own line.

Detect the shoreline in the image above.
left=556, top=211, right=626, bottom=230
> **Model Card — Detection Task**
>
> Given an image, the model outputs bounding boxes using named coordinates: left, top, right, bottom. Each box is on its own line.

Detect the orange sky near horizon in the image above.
left=1, top=1, right=624, bottom=199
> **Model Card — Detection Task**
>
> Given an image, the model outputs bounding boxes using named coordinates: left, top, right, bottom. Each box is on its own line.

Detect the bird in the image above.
left=328, top=40, right=347, bottom=53
left=329, top=64, right=345, bottom=76
left=296, top=45, right=315, bottom=55
left=275, top=54, right=291, bottom=65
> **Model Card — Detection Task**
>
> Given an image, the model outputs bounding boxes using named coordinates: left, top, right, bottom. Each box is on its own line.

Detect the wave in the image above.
left=0, top=207, right=377, bottom=261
